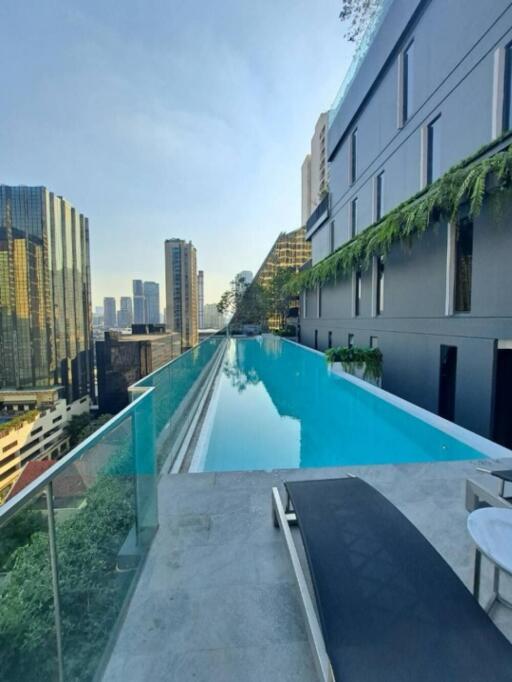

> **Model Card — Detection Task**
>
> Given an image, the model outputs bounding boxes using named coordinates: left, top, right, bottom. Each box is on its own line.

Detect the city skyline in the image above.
left=0, top=1, right=353, bottom=306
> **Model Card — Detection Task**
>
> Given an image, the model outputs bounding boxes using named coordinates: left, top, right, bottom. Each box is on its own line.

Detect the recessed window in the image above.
left=370, top=336, right=379, bottom=349
left=317, top=286, right=322, bottom=318
left=427, top=115, right=441, bottom=185
left=329, top=220, right=335, bottom=253
left=354, top=271, right=362, bottom=317
left=314, top=329, right=318, bottom=350
left=402, top=40, right=414, bottom=124
left=454, top=219, right=473, bottom=313
left=376, top=257, right=385, bottom=315
left=350, top=198, right=358, bottom=238
left=503, top=43, right=512, bottom=132
left=328, top=331, right=333, bottom=348
left=348, top=333, right=354, bottom=348
left=375, top=171, right=385, bottom=221
left=349, top=128, right=358, bottom=184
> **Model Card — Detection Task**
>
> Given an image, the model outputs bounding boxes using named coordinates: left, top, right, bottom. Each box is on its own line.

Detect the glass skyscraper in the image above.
left=0, top=186, right=94, bottom=402
left=133, top=279, right=145, bottom=324
left=143, top=281, right=160, bottom=325
left=165, top=239, right=198, bottom=349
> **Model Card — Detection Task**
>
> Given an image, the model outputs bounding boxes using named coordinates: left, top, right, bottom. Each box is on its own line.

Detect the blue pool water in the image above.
left=196, top=336, right=486, bottom=472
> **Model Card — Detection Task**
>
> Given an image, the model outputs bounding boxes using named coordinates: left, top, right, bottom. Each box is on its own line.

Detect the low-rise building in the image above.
left=0, top=389, right=90, bottom=501
left=96, top=325, right=181, bottom=414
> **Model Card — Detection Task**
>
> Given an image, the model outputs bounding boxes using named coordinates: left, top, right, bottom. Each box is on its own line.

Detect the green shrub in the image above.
left=325, top=346, right=382, bottom=381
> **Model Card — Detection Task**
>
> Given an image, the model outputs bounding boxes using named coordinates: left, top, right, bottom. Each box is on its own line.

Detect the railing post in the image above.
left=46, top=482, right=65, bottom=682
left=132, top=392, right=158, bottom=548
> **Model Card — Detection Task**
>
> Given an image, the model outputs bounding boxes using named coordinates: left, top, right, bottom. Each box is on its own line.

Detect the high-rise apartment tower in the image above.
left=164, top=239, right=198, bottom=349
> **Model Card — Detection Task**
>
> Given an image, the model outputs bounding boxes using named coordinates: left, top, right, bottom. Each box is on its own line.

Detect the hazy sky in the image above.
left=0, top=0, right=354, bottom=308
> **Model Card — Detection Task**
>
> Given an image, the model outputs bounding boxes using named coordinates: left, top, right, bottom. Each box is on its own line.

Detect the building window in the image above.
left=376, top=257, right=385, bottom=315
left=314, top=329, right=318, bottom=350
left=454, top=219, right=473, bottom=313
left=375, top=171, right=385, bottom=222
left=349, top=128, right=357, bottom=184
left=302, top=292, right=307, bottom=319
left=350, top=198, right=358, bottom=238
left=370, top=336, right=379, bottom=348
left=426, top=115, right=441, bottom=185
left=503, top=43, right=512, bottom=132
left=348, top=333, right=354, bottom=348
left=329, top=220, right=335, bottom=253
left=317, top=286, right=322, bottom=318
left=328, top=331, right=333, bottom=348
left=354, top=270, right=362, bottom=317
left=402, top=40, right=414, bottom=124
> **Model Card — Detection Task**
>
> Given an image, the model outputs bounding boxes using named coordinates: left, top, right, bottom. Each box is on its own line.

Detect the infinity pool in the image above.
left=192, top=336, right=494, bottom=472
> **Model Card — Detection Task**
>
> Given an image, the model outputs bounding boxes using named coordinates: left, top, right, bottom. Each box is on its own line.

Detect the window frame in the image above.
left=349, top=128, right=358, bottom=184
left=453, top=218, right=473, bottom=314
left=426, top=114, right=442, bottom=186
left=402, top=40, right=414, bottom=125
left=503, top=42, right=512, bottom=133
left=350, top=197, right=358, bottom=238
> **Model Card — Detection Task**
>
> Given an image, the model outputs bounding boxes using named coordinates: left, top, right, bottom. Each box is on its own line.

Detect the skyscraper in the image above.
left=103, top=297, right=117, bottom=329
left=301, top=112, right=329, bottom=224
left=197, top=270, right=204, bottom=328
left=164, top=239, right=198, bottom=349
left=117, top=296, right=133, bottom=328
left=0, top=185, right=94, bottom=402
left=143, top=281, right=160, bottom=325
left=133, top=279, right=145, bottom=324
left=234, top=270, right=253, bottom=297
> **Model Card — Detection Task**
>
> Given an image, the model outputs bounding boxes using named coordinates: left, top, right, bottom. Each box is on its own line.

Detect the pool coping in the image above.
left=282, top=337, right=512, bottom=461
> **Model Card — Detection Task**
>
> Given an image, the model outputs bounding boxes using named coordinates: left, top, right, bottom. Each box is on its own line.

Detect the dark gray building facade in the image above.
left=300, top=0, right=512, bottom=447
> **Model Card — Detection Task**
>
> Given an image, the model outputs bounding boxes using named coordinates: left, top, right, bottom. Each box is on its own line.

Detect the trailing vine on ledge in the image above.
left=287, top=136, right=512, bottom=294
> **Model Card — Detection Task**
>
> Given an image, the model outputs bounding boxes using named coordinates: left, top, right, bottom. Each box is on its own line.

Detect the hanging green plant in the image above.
left=287, top=135, right=512, bottom=294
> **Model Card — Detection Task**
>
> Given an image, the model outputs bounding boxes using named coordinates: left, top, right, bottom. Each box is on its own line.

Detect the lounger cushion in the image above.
left=286, top=477, right=512, bottom=682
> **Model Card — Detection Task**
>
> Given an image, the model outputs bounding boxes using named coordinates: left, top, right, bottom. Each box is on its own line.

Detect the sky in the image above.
left=0, top=0, right=354, bottom=309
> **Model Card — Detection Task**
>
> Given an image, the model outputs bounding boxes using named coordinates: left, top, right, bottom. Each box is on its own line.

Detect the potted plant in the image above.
left=325, top=345, right=383, bottom=386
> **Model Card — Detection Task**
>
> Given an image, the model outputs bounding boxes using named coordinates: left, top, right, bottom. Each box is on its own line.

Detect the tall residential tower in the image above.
left=143, top=281, right=160, bottom=325
left=197, top=270, right=204, bottom=329
left=164, top=239, right=198, bottom=349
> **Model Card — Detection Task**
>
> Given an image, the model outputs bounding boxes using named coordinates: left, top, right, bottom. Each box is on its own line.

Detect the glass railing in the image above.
left=131, top=331, right=226, bottom=472
left=0, top=330, right=227, bottom=681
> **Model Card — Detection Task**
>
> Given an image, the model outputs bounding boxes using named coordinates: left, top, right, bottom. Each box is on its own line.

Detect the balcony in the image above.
left=305, top=193, right=329, bottom=239
left=1, top=332, right=512, bottom=681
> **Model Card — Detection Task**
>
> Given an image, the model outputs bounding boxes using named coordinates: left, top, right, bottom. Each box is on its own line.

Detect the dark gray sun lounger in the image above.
left=272, top=477, right=512, bottom=682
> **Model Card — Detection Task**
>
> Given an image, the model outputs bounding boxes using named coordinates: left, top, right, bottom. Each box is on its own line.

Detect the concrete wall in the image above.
left=301, top=0, right=512, bottom=440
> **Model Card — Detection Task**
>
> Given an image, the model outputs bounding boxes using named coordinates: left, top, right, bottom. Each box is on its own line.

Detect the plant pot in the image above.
left=328, top=361, right=382, bottom=387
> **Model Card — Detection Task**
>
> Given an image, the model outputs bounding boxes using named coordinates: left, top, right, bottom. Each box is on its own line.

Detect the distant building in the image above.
left=117, top=296, right=133, bottom=328
left=133, top=279, right=145, bottom=324
left=96, top=326, right=181, bottom=414
left=234, top=270, right=253, bottom=297
left=143, top=281, right=160, bottom=325
left=0, top=185, right=94, bottom=403
left=103, top=297, right=117, bottom=329
left=203, top=303, right=225, bottom=330
left=254, top=227, right=311, bottom=329
left=301, top=112, right=329, bottom=224
left=164, top=239, right=198, bottom=349
left=197, top=270, right=204, bottom=328
left=0, top=388, right=90, bottom=500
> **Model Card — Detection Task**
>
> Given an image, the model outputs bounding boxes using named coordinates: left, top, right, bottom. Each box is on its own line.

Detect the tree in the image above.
left=339, top=0, right=382, bottom=43
left=218, top=280, right=270, bottom=328
left=265, top=268, right=297, bottom=330
left=65, top=413, right=92, bottom=447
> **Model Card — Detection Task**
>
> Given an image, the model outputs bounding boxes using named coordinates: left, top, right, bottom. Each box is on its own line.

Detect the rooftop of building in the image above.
left=103, top=458, right=512, bottom=681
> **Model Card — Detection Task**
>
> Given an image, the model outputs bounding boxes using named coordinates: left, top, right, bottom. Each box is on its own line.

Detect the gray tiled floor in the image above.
left=103, top=459, right=512, bottom=682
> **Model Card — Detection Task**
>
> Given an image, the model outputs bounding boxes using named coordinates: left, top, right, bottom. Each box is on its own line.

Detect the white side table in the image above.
left=467, top=507, right=512, bottom=613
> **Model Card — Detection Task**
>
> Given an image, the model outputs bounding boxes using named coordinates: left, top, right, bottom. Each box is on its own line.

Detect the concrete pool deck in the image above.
left=103, top=458, right=512, bottom=681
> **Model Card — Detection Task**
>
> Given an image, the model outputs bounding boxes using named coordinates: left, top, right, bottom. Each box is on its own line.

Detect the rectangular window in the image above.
left=427, top=115, right=441, bottom=185
left=439, top=345, right=457, bottom=421
left=376, top=257, right=385, bottom=315
left=376, top=171, right=385, bottom=221
left=329, top=220, right=335, bottom=253
left=302, top=292, right=307, bottom=319
left=348, top=333, right=354, bottom=348
left=328, top=331, right=333, bottom=348
left=354, top=270, right=362, bottom=317
left=314, top=329, right=318, bottom=350
left=317, top=286, right=322, bottom=318
left=454, top=219, right=473, bottom=313
left=370, top=336, right=379, bottom=349
left=402, top=40, right=414, bottom=123
left=503, top=43, right=512, bottom=132
left=350, top=198, right=358, bottom=238
left=349, top=128, right=357, bottom=184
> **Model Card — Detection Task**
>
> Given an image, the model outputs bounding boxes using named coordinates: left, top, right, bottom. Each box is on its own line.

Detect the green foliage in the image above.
left=0, top=447, right=136, bottom=682
left=65, top=413, right=92, bottom=446
left=289, top=137, right=512, bottom=294
left=75, top=413, right=114, bottom=444
left=0, top=410, right=39, bottom=438
left=325, top=345, right=383, bottom=381
left=273, top=325, right=297, bottom=337
left=264, top=268, right=296, bottom=329
left=0, top=510, right=46, bottom=570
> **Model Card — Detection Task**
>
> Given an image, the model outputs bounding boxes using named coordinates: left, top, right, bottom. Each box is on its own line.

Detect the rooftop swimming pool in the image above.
left=191, top=336, right=505, bottom=472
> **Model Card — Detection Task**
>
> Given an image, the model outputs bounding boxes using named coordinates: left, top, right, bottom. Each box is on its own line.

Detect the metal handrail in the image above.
left=0, top=386, right=154, bottom=526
